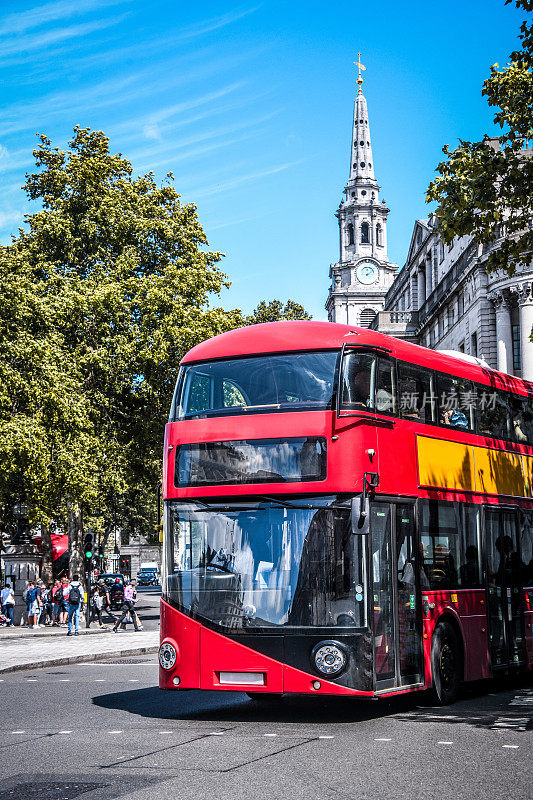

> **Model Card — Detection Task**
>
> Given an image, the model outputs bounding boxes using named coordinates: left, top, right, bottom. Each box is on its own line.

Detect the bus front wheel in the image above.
left=431, top=621, right=461, bottom=705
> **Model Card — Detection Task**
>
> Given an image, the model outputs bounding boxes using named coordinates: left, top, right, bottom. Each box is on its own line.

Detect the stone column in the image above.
left=418, top=268, right=426, bottom=309
left=517, top=282, right=533, bottom=381
left=425, top=254, right=432, bottom=297
left=490, top=290, right=513, bottom=374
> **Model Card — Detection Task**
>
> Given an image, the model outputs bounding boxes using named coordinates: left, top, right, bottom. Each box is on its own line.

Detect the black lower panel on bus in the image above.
left=228, top=631, right=374, bottom=691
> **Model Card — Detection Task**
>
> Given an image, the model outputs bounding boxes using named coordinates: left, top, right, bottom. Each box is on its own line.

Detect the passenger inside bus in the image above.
left=440, top=408, right=469, bottom=429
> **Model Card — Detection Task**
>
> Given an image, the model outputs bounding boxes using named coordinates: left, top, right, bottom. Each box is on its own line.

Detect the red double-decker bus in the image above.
left=159, top=321, right=533, bottom=703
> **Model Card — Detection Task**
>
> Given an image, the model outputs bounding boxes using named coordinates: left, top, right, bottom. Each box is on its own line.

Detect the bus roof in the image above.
left=181, top=320, right=533, bottom=395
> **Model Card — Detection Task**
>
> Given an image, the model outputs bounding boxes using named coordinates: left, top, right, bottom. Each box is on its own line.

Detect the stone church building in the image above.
left=326, top=66, right=533, bottom=381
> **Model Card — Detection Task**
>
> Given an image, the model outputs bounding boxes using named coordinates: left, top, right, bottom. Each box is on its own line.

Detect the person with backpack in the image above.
left=112, top=578, right=141, bottom=632
left=59, top=577, right=70, bottom=625
left=67, top=575, right=85, bottom=636
left=24, top=581, right=42, bottom=629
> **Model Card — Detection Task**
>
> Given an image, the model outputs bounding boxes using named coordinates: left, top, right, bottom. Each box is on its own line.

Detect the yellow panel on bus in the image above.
left=472, top=445, right=525, bottom=497
left=417, top=436, right=475, bottom=492
left=417, top=435, right=532, bottom=498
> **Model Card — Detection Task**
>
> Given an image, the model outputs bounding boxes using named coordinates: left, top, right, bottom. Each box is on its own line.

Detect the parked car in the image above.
left=137, top=569, right=159, bottom=586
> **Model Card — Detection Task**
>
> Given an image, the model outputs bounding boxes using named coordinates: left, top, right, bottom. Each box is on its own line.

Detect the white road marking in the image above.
left=159, top=731, right=173, bottom=734
left=95, top=679, right=106, bottom=682
left=503, top=744, right=519, bottom=749
left=11, top=731, right=25, bottom=734
left=208, top=732, right=224, bottom=735
left=318, top=735, right=334, bottom=739
left=438, top=741, right=453, bottom=745
left=59, top=679, right=71, bottom=682
left=27, top=679, right=37, bottom=682
left=264, top=733, right=277, bottom=737
left=128, top=679, right=139, bottom=682
left=109, top=730, right=123, bottom=734
left=374, top=738, right=391, bottom=742
left=58, top=730, right=72, bottom=734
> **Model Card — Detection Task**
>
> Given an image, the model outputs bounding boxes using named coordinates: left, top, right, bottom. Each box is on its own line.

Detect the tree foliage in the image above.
left=245, top=299, right=312, bottom=325
left=426, top=0, right=533, bottom=274
left=0, top=127, right=311, bottom=561
left=0, top=127, right=241, bottom=548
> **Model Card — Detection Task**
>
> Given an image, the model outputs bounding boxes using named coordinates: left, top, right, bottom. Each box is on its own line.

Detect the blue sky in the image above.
left=0, top=0, right=526, bottom=319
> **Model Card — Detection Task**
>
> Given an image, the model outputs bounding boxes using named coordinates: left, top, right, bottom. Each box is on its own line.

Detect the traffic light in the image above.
left=83, top=533, right=93, bottom=561
left=98, top=544, right=104, bottom=559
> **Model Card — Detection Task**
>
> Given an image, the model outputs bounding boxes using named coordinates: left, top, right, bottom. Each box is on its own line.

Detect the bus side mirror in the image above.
left=352, top=496, right=370, bottom=534
left=351, top=472, right=378, bottom=534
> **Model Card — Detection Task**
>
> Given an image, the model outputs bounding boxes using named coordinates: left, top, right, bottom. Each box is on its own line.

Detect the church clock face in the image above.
left=356, top=260, right=378, bottom=285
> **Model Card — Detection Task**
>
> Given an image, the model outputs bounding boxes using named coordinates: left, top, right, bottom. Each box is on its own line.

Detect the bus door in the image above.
left=370, top=501, right=423, bottom=690
left=485, top=509, right=526, bottom=668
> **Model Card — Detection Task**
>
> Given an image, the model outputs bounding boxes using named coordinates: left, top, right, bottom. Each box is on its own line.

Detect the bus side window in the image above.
left=510, top=395, right=533, bottom=444
left=477, top=387, right=511, bottom=440
left=419, top=500, right=483, bottom=589
left=375, top=357, right=396, bottom=415
left=437, top=373, right=475, bottom=431
left=339, top=351, right=376, bottom=411
left=518, top=511, right=533, bottom=588
left=397, top=362, right=435, bottom=423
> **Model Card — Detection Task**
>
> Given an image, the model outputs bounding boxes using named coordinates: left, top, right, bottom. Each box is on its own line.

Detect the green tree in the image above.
left=426, top=0, right=533, bottom=275
left=245, top=299, right=312, bottom=325
left=0, top=126, right=240, bottom=568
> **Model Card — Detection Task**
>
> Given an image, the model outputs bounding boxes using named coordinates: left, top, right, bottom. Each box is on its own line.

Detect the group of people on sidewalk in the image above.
left=0, top=576, right=143, bottom=635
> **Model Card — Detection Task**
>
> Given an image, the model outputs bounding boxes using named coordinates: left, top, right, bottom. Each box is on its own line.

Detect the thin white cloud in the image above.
left=0, top=14, right=129, bottom=59
left=177, top=6, right=260, bottom=41
left=0, top=0, right=131, bottom=36
left=129, top=110, right=280, bottom=165
left=194, top=162, right=301, bottom=200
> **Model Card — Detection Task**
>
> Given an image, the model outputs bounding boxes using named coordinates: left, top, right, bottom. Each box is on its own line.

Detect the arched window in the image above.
left=359, top=308, right=376, bottom=327
left=347, top=223, right=354, bottom=246
left=376, top=223, right=382, bottom=246
left=361, top=222, right=369, bottom=244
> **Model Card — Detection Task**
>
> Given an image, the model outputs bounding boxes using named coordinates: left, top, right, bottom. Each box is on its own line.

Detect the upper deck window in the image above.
left=175, top=351, right=338, bottom=420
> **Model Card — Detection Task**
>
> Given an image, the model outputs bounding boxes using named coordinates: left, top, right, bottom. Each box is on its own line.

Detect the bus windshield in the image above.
left=175, top=351, right=339, bottom=419
left=165, top=497, right=365, bottom=631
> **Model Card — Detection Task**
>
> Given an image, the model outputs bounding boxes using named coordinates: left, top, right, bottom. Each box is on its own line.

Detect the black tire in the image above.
left=431, top=621, right=462, bottom=704
left=246, top=692, right=283, bottom=703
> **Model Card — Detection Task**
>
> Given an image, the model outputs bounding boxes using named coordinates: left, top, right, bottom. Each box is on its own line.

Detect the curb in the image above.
left=0, top=628, right=107, bottom=642
left=0, top=645, right=159, bottom=674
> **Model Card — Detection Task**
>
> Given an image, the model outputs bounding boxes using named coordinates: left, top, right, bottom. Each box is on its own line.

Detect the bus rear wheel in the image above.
left=246, top=692, right=283, bottom=703
left=431, top=621, right=461, bottom=705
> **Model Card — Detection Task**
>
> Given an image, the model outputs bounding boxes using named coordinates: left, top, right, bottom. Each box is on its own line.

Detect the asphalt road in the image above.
left=0, top=657, right=531, bottom=800
left=132, top=586, right=161, bottom=633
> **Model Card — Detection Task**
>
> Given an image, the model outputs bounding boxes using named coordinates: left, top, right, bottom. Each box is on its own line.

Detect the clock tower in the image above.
left=326, top=55, right=398, bottom=326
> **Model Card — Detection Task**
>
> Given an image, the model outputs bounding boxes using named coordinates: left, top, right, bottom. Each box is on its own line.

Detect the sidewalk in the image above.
left=0, top=627, right=159, bottom=673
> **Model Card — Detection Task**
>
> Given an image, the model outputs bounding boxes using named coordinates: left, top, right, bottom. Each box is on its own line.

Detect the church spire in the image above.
left=348, top=53, right=377, bottom=187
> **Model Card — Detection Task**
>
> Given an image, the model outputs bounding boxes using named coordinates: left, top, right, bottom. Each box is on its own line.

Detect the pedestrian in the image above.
left=51, top=579, right=62, bottom=625
left=59, top=577, right=70, bottom=625
left=1, top=582, right=15, bottom=626
left=34, top=580, right=44, bottom=627
left=97, top=580, right=115, bottom=623
left=66, top=575, right=84, bottom=636
left=42, top=583, right=54, bottom=625
left=129, top=579, right=143, bottom=630
left=24, top=580, right=42, bottom=629
left=112, top=578, right=141, bottom=632
left=89, top=583, right=106, bottom=628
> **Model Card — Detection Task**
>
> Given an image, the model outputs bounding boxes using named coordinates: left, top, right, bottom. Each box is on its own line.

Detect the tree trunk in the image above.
left=40, top=523, right=53, bottom=584
left=68, top=502, right=84, bottom=589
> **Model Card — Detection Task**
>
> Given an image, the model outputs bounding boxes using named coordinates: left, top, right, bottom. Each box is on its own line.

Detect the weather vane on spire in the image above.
left=355, top=51, right=366, bottom=94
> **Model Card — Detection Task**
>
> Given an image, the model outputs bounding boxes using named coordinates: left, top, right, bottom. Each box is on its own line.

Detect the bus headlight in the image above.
left=159, top=641, right=177, bottom=670
left=312, top=641, right=348, bottom=677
